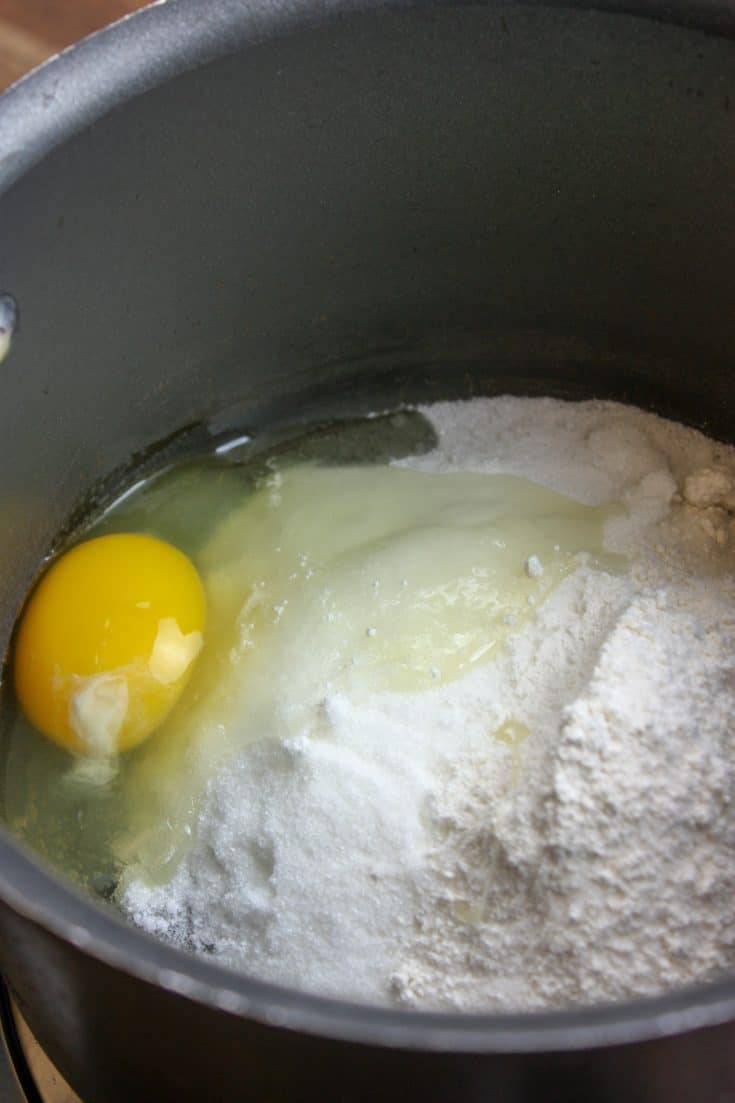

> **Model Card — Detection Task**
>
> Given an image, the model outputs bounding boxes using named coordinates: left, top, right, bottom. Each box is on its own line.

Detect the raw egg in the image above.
left=14, top=533, right=206, bottom=756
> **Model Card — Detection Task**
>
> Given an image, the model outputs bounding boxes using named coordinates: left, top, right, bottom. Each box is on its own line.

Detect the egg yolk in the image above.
left=14, top=533, right=206, bottom=756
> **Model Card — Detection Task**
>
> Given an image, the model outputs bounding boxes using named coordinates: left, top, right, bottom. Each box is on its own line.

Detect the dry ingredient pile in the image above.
left=121, top=397, right=735, bottom=1010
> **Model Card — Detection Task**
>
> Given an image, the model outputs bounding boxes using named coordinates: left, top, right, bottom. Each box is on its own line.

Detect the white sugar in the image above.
left=121, top=397, right=735, bottom=1009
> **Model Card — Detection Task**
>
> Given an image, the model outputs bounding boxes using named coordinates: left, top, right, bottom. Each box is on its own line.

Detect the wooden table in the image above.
left=0, top=0, right=148, bottom=92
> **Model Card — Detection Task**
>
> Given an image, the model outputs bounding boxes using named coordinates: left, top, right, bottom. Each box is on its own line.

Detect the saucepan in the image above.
left=0, top=1, right=734, bottom=1099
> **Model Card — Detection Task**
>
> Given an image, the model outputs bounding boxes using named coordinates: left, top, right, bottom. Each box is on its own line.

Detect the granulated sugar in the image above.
left=121, top=397, right=735, bottom=1009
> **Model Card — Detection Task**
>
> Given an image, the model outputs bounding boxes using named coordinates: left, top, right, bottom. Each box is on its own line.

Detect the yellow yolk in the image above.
left=14, top=534, right=206, bottom=756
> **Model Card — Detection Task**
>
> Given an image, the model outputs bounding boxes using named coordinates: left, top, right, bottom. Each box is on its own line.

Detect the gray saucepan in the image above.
left=0, top=1, right=734, bottom=1099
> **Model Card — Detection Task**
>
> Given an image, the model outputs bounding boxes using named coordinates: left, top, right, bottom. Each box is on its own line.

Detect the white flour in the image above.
left=121, top=398, right=735, bottom=1009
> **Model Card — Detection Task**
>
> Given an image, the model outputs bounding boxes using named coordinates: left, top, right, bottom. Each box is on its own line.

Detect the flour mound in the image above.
left=392, top=592, right=735, bottom=1010
left=121, top=397, right=735, bottom=1010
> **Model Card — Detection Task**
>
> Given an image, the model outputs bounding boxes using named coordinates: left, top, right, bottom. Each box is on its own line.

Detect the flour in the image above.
left=121, top=397, right=735, bottom=1010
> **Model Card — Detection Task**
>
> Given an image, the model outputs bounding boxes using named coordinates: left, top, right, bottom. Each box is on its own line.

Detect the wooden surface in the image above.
left=0, top=0, right=148, bottom=91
